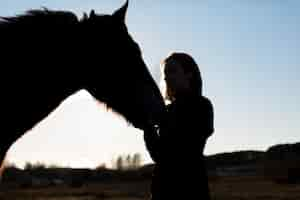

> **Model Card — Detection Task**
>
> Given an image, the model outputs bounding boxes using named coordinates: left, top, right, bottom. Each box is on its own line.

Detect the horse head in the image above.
left=82, top=1, right=165, bottom=130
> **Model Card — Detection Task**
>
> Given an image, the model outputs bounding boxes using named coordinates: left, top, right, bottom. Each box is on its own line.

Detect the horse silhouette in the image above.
left=0, top=1, right=165, bottom=168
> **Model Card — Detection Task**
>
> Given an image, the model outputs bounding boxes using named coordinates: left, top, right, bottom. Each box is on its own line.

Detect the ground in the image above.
left=1, top=176, right=300, bottom=200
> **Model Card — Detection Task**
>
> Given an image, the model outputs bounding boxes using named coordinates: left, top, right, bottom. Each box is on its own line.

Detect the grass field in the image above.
left=1, top=176, right=300, bottom=200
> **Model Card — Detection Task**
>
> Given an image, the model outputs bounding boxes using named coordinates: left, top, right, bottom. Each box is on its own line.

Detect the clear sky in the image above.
left=2, top=0, right=299, bottom=169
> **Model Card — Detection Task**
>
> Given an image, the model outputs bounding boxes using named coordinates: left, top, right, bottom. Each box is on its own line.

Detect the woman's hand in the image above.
left=143, top=124, right=161, bottom=163
left=143, top=124, right=159, bottom=136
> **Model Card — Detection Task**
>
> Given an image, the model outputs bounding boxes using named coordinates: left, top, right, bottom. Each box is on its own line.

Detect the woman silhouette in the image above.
left=143, top=52, right=214, bottom=200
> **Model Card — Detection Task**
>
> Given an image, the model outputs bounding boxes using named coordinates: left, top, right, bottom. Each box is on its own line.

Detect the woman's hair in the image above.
left=160, top=52, right=203, bottom=101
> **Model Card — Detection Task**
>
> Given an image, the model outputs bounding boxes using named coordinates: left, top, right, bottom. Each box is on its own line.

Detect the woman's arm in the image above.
left=199, top=98, right=214, bottom=140
left=181, top=97, right=214, bottom=153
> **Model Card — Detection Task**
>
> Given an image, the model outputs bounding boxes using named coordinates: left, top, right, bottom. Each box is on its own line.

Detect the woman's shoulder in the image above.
left=190, top=96, right=214, bottom=118
left=198, top=96, right=213, bottom=109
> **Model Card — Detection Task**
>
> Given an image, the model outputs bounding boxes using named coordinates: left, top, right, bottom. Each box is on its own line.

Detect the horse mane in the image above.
left=0, top=8, right=101, bottom=27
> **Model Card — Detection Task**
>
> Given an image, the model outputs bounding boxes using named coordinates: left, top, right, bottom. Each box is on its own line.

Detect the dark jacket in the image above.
left=144, top=95, right=214, bottom=200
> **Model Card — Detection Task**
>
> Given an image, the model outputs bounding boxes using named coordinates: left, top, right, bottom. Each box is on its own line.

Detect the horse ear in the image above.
left=89, top=9, right=96, bottom=19
left=112, top=0, right=129, bottom=22
left=82, top=12, right=88, bottom=21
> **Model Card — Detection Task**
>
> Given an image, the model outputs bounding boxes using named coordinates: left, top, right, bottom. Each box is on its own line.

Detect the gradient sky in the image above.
left=2, top=0, right=299, bottom=169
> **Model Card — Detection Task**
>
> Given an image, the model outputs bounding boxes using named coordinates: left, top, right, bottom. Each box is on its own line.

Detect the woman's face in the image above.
left=164, top=59, right=191, bottom=97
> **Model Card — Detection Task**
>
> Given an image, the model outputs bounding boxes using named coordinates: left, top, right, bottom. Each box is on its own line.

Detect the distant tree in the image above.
left=4, top=161, right=18, bottom=169
left=24, top=161, right=46, bottom=170
left=33, top=161, right=46, bottom=170
left=125, top=154, right=131, bottom=170
left=132, top=153, right=142, bottom=169
left=112, top=153, right=143, bottom=170
left=96, top=163, right=107, bottom=170
left=47, top=164, right=62, bottom=169
left=24, top=162, right=33, bottom=170
left=116, top=156, right=124, bottom=170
